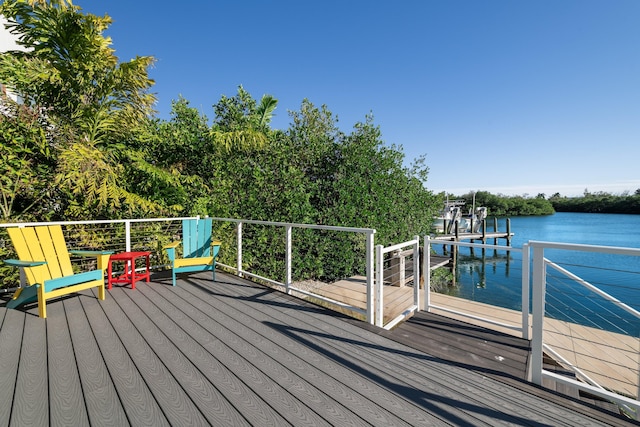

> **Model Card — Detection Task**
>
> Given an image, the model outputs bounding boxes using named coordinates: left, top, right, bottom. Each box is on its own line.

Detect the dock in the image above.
left=0, top=271, right=630, bottom=426
left=433, top=217, right=514, bottom=245
left=301, top=276, right=638, bottom=407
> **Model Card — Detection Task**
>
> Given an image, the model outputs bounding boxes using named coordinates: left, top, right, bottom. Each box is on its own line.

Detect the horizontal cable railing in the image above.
left=208, top=218, right=377, bottom=325
left=0, top=218, right=195, bottom=288
left=530, top=241, right=640, bottom=420
left=375, top=237, right=420, bottom=329
left=1, top=217, right=378, bottom=324
left=424, top=236, right=529, bottom=338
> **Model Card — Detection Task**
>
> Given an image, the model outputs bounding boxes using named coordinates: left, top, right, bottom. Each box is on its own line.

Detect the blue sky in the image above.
left=81, top=0, right=640, bottom=197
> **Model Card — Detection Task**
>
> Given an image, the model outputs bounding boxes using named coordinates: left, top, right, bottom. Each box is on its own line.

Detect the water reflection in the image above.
left=431, top=242, right=639, bottom=336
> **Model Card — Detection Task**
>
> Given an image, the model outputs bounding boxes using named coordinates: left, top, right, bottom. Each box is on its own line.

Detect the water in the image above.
left=432, top=212, right=640, bottom=336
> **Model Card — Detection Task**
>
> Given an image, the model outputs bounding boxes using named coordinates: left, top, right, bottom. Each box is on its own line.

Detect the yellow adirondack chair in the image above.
left=164, top=218, right=221, bottom=286
left=3, top=225, right=112, bottom=318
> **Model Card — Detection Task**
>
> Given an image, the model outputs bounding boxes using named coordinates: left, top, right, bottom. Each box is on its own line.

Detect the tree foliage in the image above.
left=550, top=191, right=640, bottom=214
left=448, top=190, right=640, bottom=217
left=449, top=191, right=555, bottom=217
left=0, top=0, right=161, bottom=220
left=1, top=3, right=438, bottom=283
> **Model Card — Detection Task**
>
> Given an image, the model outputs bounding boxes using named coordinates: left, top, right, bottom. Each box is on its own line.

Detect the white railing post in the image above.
left=375, top=244, right=384, bottom=327
left=125, top=220, right=131, bottom=252
left=424, top=235, right=431, bottom=312
left=285, top=225, right=292, bottom=294
left=530, top=242, right=546, bottom=384
left=366, top=230, right=375, bottom=325
left=521, top=243, right=530, bottom=340
left=236, top=222, right=243, bottom=277
left=413, top=235, right=420, bottom=312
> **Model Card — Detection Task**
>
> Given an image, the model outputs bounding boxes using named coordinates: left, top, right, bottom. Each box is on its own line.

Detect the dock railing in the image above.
left=1, top=217, right=378, bottom=323
left=375, top=236, right=420, bottom=329
left=423, top=236, right=530, bottom=339
left=530, top=241, right=640, bottom=420
left=208, top=218, right=377, bottom=324
left=2, top=218, right=639, bottom=417
left=0, top=217, right=196, bottom=290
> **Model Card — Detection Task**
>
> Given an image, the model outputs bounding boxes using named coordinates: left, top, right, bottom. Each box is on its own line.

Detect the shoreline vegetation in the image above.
left=1, top=1, right=637, bottom=289
left=448, top=190, right=640, bottom=217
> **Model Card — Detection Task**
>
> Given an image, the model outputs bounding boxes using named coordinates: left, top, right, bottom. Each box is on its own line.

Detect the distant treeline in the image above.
left=450, top=190, right=640, bottom=216
left=549, top=191, right=640, bottom=214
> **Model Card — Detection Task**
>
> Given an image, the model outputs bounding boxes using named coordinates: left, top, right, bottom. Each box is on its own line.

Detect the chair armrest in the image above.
left=211, top=240, right=221, bottom=247
left=163, top=241, right=181, bottom=249
left=3, top=259, right=47, bottom=268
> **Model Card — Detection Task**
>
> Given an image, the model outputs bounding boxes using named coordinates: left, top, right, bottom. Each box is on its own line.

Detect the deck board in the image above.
left=175, top=277, right=427, bottom=426
left=162, top=277, right=372, bottom=426
left=80, top=289, right=170, bottom=426
left=0, top=308, right=26, bottom=426
left=12, top=314, right=48, bottom=426
left=64, top=296, right=129, bottom=426
left=134, top=282, right=292, bottom=426
left=98, top=286, right=211, bottom=426
left=0, top=271, right=635, bottom=426
left=248, top=285, right=572, bottom=426
left=46, top=300, right=90, bottom=427
left=108, top=286, right=249, bottom=426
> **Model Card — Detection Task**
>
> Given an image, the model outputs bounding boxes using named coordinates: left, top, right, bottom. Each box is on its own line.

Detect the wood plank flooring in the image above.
left=0, top=271, right=635, bottom=426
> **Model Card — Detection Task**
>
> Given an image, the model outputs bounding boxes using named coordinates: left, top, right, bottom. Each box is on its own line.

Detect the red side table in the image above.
left=107, top=251, right=151, bottom=290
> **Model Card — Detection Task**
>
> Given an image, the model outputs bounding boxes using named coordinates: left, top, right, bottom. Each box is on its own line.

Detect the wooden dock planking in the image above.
left=64, top=296, right=129, bottom=426
left=46, top=299, right=90, bottom=426
left=159, top=277, right=383, bottom=427
left=11, top=314, right=48, bottom=426
left=80, top=289, right=171, bottom=426
left=0, top=271, right=634, bottom=426
left=432, top=231, right=514, bottom=241
left=175, top=276, right=433, bottom=426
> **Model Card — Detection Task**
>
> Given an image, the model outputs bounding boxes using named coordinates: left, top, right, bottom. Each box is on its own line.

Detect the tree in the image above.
left=211, top=85, right=276, bottom=151
left=0, top=99, right=53, bottom=220
left=0, top=0, right=161, bottom=220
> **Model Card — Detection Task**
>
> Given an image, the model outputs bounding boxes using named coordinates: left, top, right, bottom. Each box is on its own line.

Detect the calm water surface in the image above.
left=433, top=212, right=640, bottom=335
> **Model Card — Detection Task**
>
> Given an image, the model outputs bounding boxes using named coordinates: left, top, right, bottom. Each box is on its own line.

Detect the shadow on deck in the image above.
left=0, top=271, right=634, bottom=426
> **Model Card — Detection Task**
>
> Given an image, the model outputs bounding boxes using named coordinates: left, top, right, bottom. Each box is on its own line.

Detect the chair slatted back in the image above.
left=182, top=218, right=213, bottom=258
left=7, top=225, right=74, bottom=285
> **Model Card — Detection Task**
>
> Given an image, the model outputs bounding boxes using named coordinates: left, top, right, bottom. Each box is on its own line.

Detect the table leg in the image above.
left=129, top=258, right=135, bottom=290
left=107, top=259, right=113, bottom=290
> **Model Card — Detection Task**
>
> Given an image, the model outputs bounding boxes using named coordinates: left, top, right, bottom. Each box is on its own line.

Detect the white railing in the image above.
left=423, top=236, right=530, bottom=339
left=209, top=218, right=377, bottom=324
left=0, top=217, right=196, bottom=287
left=3, top=217, right=640, bottom=417
left=1, top=217, right=378, bottom=324
left=530, top=241, right=640, bottom=420
left=375, top=236, right=420, bottom=329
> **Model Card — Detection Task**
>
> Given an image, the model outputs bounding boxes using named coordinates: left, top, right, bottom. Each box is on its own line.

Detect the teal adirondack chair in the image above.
left=163, top=218, right=221, bottom=286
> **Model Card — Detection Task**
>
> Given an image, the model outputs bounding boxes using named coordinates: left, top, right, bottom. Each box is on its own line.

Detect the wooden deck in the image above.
left=0, top=271, right=634, bottom=426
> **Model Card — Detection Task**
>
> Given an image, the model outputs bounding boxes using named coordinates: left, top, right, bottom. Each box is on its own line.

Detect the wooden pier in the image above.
left=1, top=271, right=630, bottom=426
left=433, top=217, right=514, bottom=245
left=301, top=278, right=637, bottom=415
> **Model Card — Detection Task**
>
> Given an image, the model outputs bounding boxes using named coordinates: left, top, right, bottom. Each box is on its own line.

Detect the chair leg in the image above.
left=37, top=284, right=46, bottom=319
left=172, top=269, right=177, bottom=286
